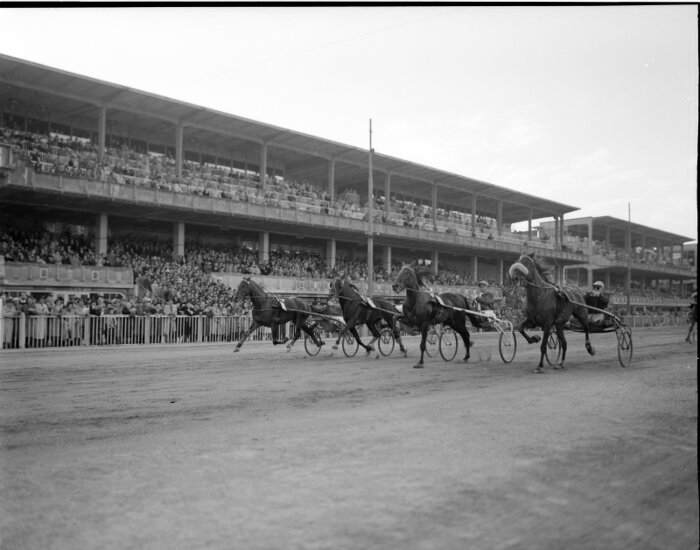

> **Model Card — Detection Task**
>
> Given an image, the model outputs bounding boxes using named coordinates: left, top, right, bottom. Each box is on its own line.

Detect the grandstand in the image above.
left=0, top=54, right=696, bottom=348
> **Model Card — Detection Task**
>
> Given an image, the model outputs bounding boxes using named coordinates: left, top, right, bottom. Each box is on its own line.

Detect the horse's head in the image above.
left=392, top=262, right=418, bottom=293
left=329, top=277, right=344, bottom=299
left=509, top=253, right=551, bottom=285
left=233, top=277, right=252, bottom=302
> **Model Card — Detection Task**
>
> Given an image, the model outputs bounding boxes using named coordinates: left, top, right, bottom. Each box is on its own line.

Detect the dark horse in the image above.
left=508, top=253, right=594, bottom=373
left=232, top=277, right=323, bottom=352
left=329, top=277, right=407, bottom=356
left=391, top=260, right=481, bottom=368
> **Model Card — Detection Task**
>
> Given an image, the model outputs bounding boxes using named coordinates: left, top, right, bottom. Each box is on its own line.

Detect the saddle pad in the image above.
left=434, top=295, right=446, bottom=307
left=557, top=284, right=583, bottom=304
left=365, top=297, right=376, bottom=309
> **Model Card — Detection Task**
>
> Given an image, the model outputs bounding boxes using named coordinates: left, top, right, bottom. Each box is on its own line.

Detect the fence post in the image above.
left=144, top=316, right=151, bottom=344
left=197, top=315, right=203, bottom=343
left=19, top=313, right=26, bottom=349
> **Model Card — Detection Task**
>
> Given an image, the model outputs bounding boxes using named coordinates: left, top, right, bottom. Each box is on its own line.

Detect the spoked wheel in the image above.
left=425, top=326, right=440, bottom=357
left=544, top=332, right=561, bottom=366
left=439, top=327, right=459, bottom=362
left=616, top=324, right=633, bottom=367
left=498, top=322, right=517, bottom=364
left=304, top=327, right=323, bottom=356
left=341, top=331, right=359, bottom=358
left=377, top=327, right=395, bottom=357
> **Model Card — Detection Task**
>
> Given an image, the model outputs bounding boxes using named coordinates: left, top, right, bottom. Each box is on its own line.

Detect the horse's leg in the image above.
left=301, top=320, right=324, bottom=347
left=518, top=318, right=541, bottom=345
left=445, top=320, right=471, bottom=362
left=686, top=320, right=696, bottom=342
left=535, top=324, right=550, bottom=373
left=573, top=306, right=595, bottom=356
left=332, top=322, right=351, bottom=350
left=286, top=319, right=302, bottom=351
left=414, top=324, right=428, bottom=368
left=351, top=326, right=373, bottom=353
left=553, top=323, right=567, bottom=370
left=233, top=320, right=259, bottom=352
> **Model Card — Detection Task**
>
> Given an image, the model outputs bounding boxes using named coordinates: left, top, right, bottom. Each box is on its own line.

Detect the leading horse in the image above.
left=391, top=260, right=481, bottom=368
left=508, top=253, right=594, bottom=373
left=232, top=277, right=323, bottom=352
left=329, top=277, right=407, bottom=356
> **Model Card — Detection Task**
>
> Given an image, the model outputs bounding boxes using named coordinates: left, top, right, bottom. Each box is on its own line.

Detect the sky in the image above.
left=1, top=5, right=697, bottom=241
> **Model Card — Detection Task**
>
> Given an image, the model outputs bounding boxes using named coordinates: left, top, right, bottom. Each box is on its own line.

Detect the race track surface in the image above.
left=1, top=326, right=697, bottom=550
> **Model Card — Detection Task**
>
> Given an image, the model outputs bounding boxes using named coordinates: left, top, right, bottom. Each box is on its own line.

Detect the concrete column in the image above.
left=326, top=239, right=336, bottom=269
left=560, top=214, right=565, bottom=247
left=259, top=142, right=268, bottom=189
left=431, top=184, right=438, bottom=229
left=328, top=158, right=335, bottom=202
left=95, top=213, right=108, bottom=257
left=98, top=106, right=107, bottom=163
left=175, top=124, right=184, bottom=180
left=173, top=222, right=185, bottom=261
left=382, top=246, right=391, bottom=273
left=384, top=173, right=391, bottom=216
left=588, top=218, right=594, bottom=257
left=497, top=200, right=503, bottom=236
left=471, top=194, right=477, bottom=233
left=587, top=268, right=593, bottom=287
left=473, top=255, right=479, bottom=282
left=432, top=250, right=439, bottom=277
left=498, top=259, right=504, bottom=285
left=258, top=231, right=269, bottom=264
left=528, top=209, right=533, bottom=241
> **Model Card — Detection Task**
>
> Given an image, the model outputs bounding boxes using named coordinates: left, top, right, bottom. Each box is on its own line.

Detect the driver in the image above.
left=474, top=280, right=498, bottom=321
left=586, top=281, right=610, bottom=326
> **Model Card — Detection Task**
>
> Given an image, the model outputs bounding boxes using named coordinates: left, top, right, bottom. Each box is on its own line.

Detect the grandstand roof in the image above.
left=552, top=216, right=695, bottom=245
left=0, top=54, right=578, bottom=225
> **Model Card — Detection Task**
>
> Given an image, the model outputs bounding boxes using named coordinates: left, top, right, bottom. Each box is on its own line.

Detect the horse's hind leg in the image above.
left=553, top=323, right=567, bottom=369
left=450, top=321, right=472, bottom=362
left=286, top=322, right=302, bottom=351
left=353, top=326, right=374, bottom=353
left=573, top=307, right=595, bottom=356
left=535, top=326, right=550, bottom=373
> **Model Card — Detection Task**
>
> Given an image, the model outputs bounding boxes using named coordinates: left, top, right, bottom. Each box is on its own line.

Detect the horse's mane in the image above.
left=407, top=259, right=435, bottom=287
left=523, top=254, right=554, bottom=283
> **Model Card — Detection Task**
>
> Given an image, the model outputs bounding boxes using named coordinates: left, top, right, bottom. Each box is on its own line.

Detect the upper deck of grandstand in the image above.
left=0, top=53, right=577, bottom=227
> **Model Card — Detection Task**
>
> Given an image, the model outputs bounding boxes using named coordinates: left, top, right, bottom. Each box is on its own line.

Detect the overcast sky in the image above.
left=1, top=5, right=697, bottom=240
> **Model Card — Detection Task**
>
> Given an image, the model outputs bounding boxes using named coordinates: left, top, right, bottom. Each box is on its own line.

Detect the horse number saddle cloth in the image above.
left=275, top=298, right=287, bottom=311
left=363, top=297, right=377, bottom=309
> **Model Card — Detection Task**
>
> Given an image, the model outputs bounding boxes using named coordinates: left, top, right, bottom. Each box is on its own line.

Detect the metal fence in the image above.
left=0, top=313, right=689, bottom=350
left=1, top=314, right=285, bottom=350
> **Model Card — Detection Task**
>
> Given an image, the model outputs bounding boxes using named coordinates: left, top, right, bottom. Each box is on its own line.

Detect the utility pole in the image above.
left=367, top=119, right=374, bottom=295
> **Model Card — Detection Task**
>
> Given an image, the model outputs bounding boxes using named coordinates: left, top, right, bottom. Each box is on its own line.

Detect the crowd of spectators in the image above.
left=2, top=123, right=538, bottom=247
left=558, top=233, right=693, bottom=271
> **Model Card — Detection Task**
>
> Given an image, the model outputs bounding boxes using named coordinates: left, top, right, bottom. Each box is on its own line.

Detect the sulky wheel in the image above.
left=425, top=326, right=440, bottom=357
left=544, top=332, right=561, bottom=366
left=378, top=327, right=395, bottom=357
left=341, top=331, right=359, bottom=358
left=439, top=326, right=459, bottom=362
left=616, top=324, right=633, bottom=367
left=304, top=327, right=323, bottom=356
left=498, top=323, right=517, bottom=364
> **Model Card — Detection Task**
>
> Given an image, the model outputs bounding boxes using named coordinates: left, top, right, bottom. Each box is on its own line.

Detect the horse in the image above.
left=391, top=260, right=481, bottom=368
left=508, top=253, right=594, bottom=373
left=328, top=277, right=407, bottom=356
left=232, top=277, right=323, bottom=352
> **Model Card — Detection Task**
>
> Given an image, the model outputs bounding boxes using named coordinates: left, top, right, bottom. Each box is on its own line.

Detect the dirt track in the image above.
left=1, top=326, right=697, bottom=550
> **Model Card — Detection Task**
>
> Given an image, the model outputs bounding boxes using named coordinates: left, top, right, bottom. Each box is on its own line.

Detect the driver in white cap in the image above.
left=587, top=281, right=610, bottom=326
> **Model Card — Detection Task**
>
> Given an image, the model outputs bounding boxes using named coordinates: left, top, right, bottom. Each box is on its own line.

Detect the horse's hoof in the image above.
left=331, top=344, right=339, bottom=350
left=532, top=368, right=544, bottom=374
left=553, top=364, right=565, bottom=370
left=587, top=345, right=595, bottom=356
left=318, top=341, right=325, bottom=347
left=469, top=341, right=474, bottom=348
left=233, top=348, right=240, bottom=353
left=413, top=364, right=424, bottom=369
left=531, top=336, right=541, bottom=343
